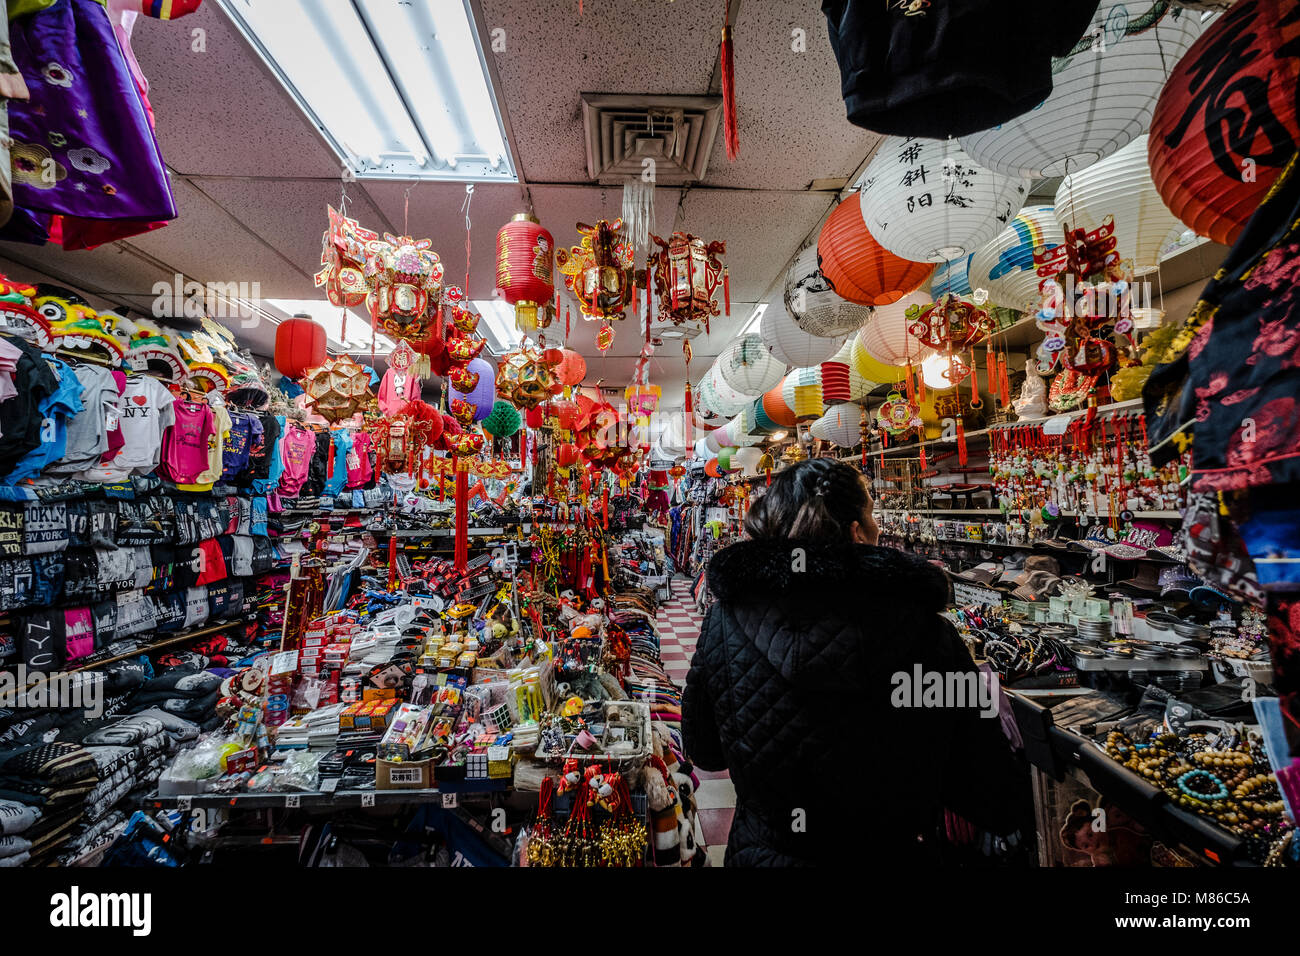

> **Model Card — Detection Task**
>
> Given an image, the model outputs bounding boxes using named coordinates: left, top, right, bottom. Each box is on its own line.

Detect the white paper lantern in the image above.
left=694, top=436, right=712, bottom=459
left=783, top=242, right=873, bottom=336
left=704, top=364, right=751, bottom=417
left=858, top=137, right=1030, bottom=262
left=705, top=427, right=726, bottom=454
left=760, top=300, right=847, bottom=367
left=723, top=411, right=763, bottom=447
left=969, top=205, right=1066, bottom=312
left=717, top=334, right=785, bottom=396
left=1054, top=134, right=1187, bottom=275
left=930, top=254, right=973, bottom=298
left=810, top=403, right=864, bottom=448
left=857, top=292, right=936, bottom=367
left=780, top=366, right=825, bottom=421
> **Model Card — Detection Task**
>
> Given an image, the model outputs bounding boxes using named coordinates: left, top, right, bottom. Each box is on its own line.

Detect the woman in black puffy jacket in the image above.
left=683, top=458, right=1029, bottom=866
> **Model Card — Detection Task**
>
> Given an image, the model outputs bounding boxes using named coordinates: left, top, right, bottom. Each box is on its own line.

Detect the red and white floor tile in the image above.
left=657, top=576, right=733, bottom=866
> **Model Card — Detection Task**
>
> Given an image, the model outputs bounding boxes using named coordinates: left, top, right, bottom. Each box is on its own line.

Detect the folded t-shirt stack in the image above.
left=0, top=741, right=99, bottom=865
left=125, top=666, right=223, bottom=729
left=0, top=798, right=41, bottom=867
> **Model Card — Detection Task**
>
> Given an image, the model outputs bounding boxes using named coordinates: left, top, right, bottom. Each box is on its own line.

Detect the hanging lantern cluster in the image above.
left=496, top=213, right=555, bottom=333
left=556, top=219, right=636, bottom=340
left=647, top=231, right=728, bottom=333
left=818, top=193, right=934, bottom=306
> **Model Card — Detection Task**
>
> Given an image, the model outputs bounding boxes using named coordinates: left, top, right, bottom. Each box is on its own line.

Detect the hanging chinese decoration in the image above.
left=906, top=293, right=994, bottom=390
left=556, top=218, right=635, bottom=350
left=314, top=205, right=377, bottom=308
left=875, top=390, right=923, bottom=437
left=647, top=231, right=728, bottom=334
left=449, top=356, right=496, bottom=425
left=363, top=231, right=444, bottom=342
left=1032, top=215, right=1130, bottom=375
left=496, top=213, right=555, bottom=332
left=496, top=345, right=560, bottom=410
left=301, top=355, right=374, bottom=423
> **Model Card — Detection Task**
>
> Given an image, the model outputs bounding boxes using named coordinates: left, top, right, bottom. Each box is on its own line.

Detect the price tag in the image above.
left=269, top=650, right=299, bottom=675
left=284, top=794, right=301, bottom=808
left=441, top=792, right=458, bottom=808
left=320, top=777, right=339, bottom=794
left=361, top=792, right=375, bottom=807
left=1042, top=415, right=1072, bottom=436
left=177, top=795, right=192, bottom=810
left=126, top=355, right=148, bottom=372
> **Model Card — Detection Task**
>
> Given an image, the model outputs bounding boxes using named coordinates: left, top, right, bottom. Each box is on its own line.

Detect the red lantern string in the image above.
left=723, top=267, right=731, bottom=317
left=565, top=305, right=571, bottom=342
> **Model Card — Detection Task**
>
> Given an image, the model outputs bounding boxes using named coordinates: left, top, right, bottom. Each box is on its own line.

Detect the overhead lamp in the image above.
left=768, top=429, right=787, bottom=442
left=217, top=0, right=514, bottom=182
left=473, top=299, right=522, bottom=355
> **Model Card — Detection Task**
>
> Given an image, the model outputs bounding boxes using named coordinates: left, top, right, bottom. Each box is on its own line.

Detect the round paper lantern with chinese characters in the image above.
left=810, top=403, right=863, bottom=447
left=497, top=214, right=554, bottom=332
left=448, top=357, right=496, bottom=422
left=784, top=242, right=873, bottom=336
left=857, top=138, right=1030, bottom=263
left=961, top=2, right=1204, bottom=179
left=760, top=301, right=846, bottom=367
left=817, top=193, right=935, bottom=305
left=718, top=333, right=785, bottom=395
left=970, top=205, right=1066, bottom=311
left=857, top=292, right=936, bottom=367
left=930, top=254, right=973, bottom=298
left=1055, top=136, right=1188, bottom=275
left=274, top=316, right=326, bottom=378
left=761, top=384, right=798, bottom=428
left=1149, top=0, right=1300, bottom=247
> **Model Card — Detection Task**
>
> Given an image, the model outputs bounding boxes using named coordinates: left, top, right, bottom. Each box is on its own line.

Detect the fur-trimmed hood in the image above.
left=706, top=539, right=949, bottom=613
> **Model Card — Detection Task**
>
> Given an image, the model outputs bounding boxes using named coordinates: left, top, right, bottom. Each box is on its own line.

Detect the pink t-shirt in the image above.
left=346, top=431, right=374, bottom=488
left=278, top=423, right=317, bottom=497
left=163, top=400, right=216, bottom=484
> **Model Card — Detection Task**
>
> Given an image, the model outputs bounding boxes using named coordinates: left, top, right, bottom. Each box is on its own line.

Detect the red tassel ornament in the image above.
left=720, top=18, right=738, bottom=161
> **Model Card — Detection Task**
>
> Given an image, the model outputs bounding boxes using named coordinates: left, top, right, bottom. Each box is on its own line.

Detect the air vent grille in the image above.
left=581, top=93, right=722, bottom=185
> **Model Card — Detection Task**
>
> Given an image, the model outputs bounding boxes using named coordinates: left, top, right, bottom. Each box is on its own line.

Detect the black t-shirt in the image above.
left=244, top=412, right=279, bottom=482
left=821, top=0, right=1100, bottom=138
left=0, top=336, right=57, bottom=476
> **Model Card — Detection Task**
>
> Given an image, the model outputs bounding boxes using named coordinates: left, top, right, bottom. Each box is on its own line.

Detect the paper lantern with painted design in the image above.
left=818, top=193, right=934, bottom=304
left=969, top=205, right=1066, bottom=311
left=717, top=334, right=785, bottom=395
left=961, top=1, right=1204, bottom=179
left=857, top=292, right=936, bottom=367
left=1149, top=0, right=1300, bottom=247
left=810, top=403, right=864, bottom=448
left=760, top=300, right=846, bottom=368
left=783, top=242, right=873, bottom=336
left=857, top=138, right=1030, bottom=263
left=705, top=364, right=753, bottom=416
left=1054, top=136, right=1188, bottom=276
left=930, top=255, right=973, bottom=298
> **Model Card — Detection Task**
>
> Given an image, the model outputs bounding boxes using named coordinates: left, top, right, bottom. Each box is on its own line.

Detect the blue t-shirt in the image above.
left=323, top=430, right=352, bottom=498
left=2, top=357, right=84, bottom=485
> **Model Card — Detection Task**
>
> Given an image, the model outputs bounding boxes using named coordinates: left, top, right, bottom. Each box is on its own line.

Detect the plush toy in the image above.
left=557, top=758, right=582, bottom=795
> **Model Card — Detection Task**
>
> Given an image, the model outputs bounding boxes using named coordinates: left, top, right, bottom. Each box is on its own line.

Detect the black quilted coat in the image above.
left=683, top=540, right=1027, bottom=867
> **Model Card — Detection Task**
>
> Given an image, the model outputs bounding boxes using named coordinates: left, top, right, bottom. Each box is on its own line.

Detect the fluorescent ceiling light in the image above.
left=740, top=304, right=767, bottom=336
left=473, top=299, right=521, bottom=354
left=217, top=0, right=514, bottom=182
left=264, top=299, right=396, bottom=354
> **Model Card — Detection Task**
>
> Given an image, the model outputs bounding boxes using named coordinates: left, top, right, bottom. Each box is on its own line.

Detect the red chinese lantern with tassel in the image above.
left=817, top=194, right=934, bottom=307
left=274, top=315, right=326, bottom=378
left=496, top=214, right=555, bottom=333
left=819, top=356, right=851, bottom=404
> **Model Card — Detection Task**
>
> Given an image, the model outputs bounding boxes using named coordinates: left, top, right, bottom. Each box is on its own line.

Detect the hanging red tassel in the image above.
left=683, top=380, right=694, bottom=446
left=601, top=485, right=610, bottom=530
left=632, top=277, right=638, bottom=317
left=916, top=365, right=926, bottom=403
left=720, top=16, right=739, bottom=161
left=919, top=444, right=928, bottom=475
left=454, top=463, right=469, bottom=571
left=565, top=305, right=571, bottom=341
left=956, top=417, right=968, bottom=467
left=387, top=530, right=398, bottom=590
left=904, top=362, right=916, bottom=403
left=723, top=268, right=731, bottom=317
left=999, top=352, right=1012, bottom=406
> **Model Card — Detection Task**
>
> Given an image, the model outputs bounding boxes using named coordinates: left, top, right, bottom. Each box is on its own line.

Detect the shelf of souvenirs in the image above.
left=841, top=398, right=1146, bottom=460
left=143, top=779, right=512, bottom=811
left=875, top=506, right=1182, bottom=520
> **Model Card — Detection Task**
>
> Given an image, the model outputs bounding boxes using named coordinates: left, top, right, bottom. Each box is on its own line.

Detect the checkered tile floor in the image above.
left=656, top=576, right=734, bottom=866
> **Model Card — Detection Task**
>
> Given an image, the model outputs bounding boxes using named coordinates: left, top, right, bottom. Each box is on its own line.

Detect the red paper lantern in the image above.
left=704, top=458, right=723, bottom=478
left=1149, top=0, right=1300, bottom=247
left=819, top=359, right=851, bottom=404
left=817, top=194, right=934, bottom=306
left=556, top=443, right=582, bottom=467
left=496, top=214, right=555, bottom=332
left=761, top=384, right=798, bottom=428
left=543, top=347, right=586, bottom=387
left=274, top=316, right=326, bottom=378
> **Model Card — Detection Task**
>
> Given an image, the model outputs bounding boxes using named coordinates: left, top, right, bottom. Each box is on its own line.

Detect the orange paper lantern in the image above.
left=817, top=193, right=934, bottom=307
left=761, top=384, right=798, bottom=428
left=1149, top=0, right=1300, bottom=247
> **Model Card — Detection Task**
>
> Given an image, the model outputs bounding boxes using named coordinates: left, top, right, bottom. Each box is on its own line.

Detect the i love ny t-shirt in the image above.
left=83, top=376, right=175, bottom=480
